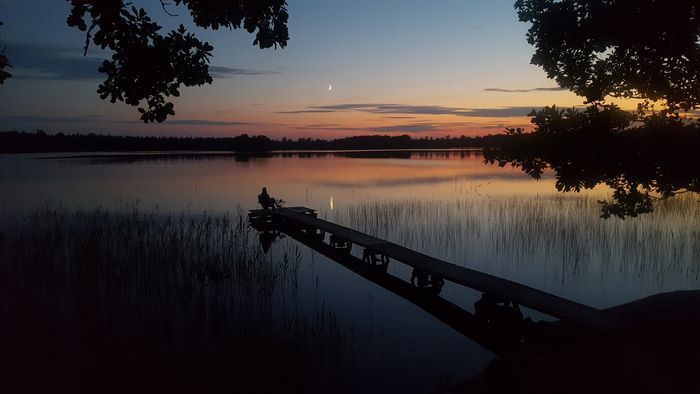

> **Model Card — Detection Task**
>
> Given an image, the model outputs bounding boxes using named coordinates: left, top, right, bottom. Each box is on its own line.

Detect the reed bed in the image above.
left=0, top=206, right=347, bottom=393
left=329, top=193, right=700, bottom=307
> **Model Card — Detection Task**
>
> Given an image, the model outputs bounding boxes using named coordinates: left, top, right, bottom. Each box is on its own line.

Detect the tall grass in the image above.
left=0, top=206, right=347, bottom=393
left=329, top=193, right=700, bottom=307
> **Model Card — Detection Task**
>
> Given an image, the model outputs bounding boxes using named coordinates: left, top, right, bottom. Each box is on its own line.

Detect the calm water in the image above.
left=1, top=150, right=698, bottom=392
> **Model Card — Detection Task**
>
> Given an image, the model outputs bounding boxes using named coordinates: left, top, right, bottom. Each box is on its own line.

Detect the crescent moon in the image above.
left=328, top=84, right=332, bottom=91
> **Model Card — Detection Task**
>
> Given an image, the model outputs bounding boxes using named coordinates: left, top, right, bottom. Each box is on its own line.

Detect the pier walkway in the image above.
left=249, top=207, right=626, bottom=331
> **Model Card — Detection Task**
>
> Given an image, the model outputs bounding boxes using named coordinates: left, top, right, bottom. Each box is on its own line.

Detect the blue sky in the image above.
left=0, top=0, right=592, bottom=137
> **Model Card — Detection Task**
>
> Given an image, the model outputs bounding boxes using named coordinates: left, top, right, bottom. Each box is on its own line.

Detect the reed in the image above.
left=329, top=193, right=700, bottom=307
left=0, top=205, right=347, bottom=393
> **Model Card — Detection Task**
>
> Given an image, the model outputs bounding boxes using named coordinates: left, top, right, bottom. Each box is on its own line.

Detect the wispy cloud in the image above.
left=209, top=66, right=281, bottom=78
left=365, top=123, right=438, bottom=133
left=6, top=42, right=104, bottom=81
left=291, top=122, right=438, bottom=133
left=5, top=42, right=277, bottom=81
left=283, top=109, right=337, bottom=114
left=291, top=120, right=516, bottom=134
left=0, top=115, right=254, bottom=128
left=279, top=103, right=535, bottom=118
left=294, top=123, right=341, bottom=129
left=459, top=107, right=536, bottom=117
left=0, top=115, right=106, bottom=123
left=164, top=119, right=252, bottom=126
left=484, top=87, right=565, bottom=93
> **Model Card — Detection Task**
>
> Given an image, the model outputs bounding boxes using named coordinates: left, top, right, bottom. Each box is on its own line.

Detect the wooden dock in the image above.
left=249, top=207, right=626, bottom=331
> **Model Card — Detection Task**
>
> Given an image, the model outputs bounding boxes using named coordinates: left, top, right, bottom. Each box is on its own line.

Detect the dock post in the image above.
left=362, top=248, right=390, bottom=271
left=410, top=268, right=445, bottom=294
left=329, top=234, right=352, bottom=253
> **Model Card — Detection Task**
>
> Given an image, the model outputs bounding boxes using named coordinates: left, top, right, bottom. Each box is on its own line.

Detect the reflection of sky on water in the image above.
left=1, top=150, right=697, bottom=391
left=266, top=239, right=493, bottom=392
left=2, top=150, right=693, bottom=311
left=0, top=150, right=563, bottom=216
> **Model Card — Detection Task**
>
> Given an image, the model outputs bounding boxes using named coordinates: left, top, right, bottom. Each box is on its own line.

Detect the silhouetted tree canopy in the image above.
left=0, top=21, right=10, bottom=84
left=515, top=0, right=700, bottom=110
left=66, top=0, right=289, bottom=122
left=485, top=104, right=700, bottom=218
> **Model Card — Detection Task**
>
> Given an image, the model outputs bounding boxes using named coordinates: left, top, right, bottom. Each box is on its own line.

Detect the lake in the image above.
left=0, top=150, right=698, bottom=392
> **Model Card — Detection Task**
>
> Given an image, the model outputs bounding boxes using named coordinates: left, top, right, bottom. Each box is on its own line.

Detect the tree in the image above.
left=515, top=0, right=700, bottom=111
left=485, top=103, right=700, bottom=218
left=0, top=21, right=10, bottom=84
left=63, top=0, right=289, bottom=123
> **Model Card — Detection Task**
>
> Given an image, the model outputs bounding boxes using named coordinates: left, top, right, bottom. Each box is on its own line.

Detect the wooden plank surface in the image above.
left=273, top=207, right=626, bottom=331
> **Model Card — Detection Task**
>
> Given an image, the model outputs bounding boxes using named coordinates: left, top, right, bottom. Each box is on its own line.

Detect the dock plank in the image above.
left=271, top=207, right=625, bottom=330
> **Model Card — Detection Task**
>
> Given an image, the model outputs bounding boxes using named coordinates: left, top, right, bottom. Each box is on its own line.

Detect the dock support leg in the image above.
left=301, top=225, right=325, bottom=240
left=329, top=234, right=352, bottom=253
left=410, top=268, right=445, bottom=294
left=362, top=249, right=389, bottom=271
left=474, top=293, right=526, bottom=338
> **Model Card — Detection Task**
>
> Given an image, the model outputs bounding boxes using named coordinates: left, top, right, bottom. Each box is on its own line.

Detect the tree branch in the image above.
left=83, top=21, right=96, bottom=56
left=159, top=0, right=178, bottom=17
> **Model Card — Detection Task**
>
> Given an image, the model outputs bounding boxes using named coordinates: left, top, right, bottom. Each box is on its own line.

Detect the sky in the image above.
left=0, top=0, right=618, bottom=138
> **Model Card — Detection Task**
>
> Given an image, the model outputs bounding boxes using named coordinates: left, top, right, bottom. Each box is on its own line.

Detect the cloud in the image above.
left=294, top=123, right=341, bottom=129
left=0, top=115, right=106, bottom=123
left=5, top=42, right=276, bottom=81
left=290, top=122, right=437, bottom=133
left=6, top=42, right=105, bottom=81
left=484, top=87, right=565, bottom=93
left=279, top=103, right=536, bottom=118
left=0, top=115, right=253, bottom=128
left=291, top=120, right=508, bottom=133
left=460, top=107, right=536, bottom=117
left=164, top=119, right=252, bottom=126
left=282, top=109, right=337, bottom=114
left=209, top=66, right=280, bottom=78
left=365, top=123, right=438, bottom=133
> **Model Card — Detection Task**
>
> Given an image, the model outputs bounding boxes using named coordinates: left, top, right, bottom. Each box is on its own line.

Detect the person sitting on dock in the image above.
left=258, top=187, right=282, bottom=210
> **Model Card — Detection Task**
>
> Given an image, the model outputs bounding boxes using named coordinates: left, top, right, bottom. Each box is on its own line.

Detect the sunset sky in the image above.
left=0, top=0, right=622, bottom=138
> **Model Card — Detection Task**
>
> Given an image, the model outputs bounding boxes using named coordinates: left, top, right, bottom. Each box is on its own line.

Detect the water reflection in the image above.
left=48, top=149, right=484, bottom=163
left=252, top=217, right=550, bottom=357
left=258, top=229, right=284, bottom=254
left=1, top=150, right=555, bottom=217
left=2, top=150, right=696, bottom=311
left=2, top=149, right=698, bottom=392
left=484, top=138, right=699, bottom=218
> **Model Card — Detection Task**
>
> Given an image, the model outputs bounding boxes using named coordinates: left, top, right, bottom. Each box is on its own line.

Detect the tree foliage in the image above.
left=66, top=0, right=289, bottom=122
left=0, top=131, right=507, bottom=154
left=0, top=21, right=11, bottom=84
left=515, top=0, right=700, bottom=110
left=485, top=104, right=700, bottom=218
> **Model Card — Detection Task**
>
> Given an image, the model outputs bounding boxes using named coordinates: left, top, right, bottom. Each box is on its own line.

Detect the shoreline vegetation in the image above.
left=0, top=131, right=507, bottom=153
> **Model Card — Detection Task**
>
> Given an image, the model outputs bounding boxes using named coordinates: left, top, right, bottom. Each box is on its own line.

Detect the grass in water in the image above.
left=0, top=206, right=347, bottom=393
left=329, top=193, right=700, bottom=307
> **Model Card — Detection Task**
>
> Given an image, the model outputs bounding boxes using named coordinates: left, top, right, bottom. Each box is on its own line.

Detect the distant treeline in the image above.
left=0, top=130, right=507, bottom=153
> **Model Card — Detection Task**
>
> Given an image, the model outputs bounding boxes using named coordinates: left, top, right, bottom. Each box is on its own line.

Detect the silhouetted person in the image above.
left=258, top=187, right=281, bottom=210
